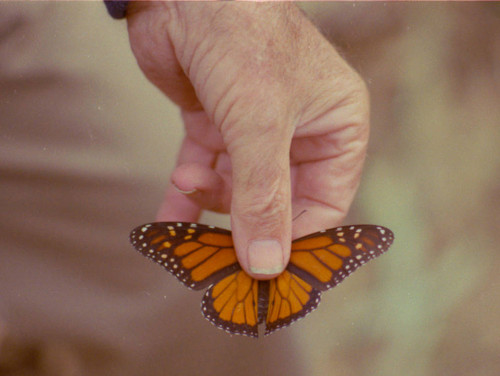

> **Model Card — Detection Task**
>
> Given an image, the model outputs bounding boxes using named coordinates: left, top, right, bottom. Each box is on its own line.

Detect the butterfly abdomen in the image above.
left=257, top=281, right=270, bottom=324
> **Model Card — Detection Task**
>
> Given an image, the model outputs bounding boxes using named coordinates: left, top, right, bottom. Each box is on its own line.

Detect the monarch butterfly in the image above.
left=130, top=222, right=393, bottom=337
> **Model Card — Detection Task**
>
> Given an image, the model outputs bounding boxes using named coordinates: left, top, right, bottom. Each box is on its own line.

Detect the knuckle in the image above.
left=233, top=177, right=289, bottom=233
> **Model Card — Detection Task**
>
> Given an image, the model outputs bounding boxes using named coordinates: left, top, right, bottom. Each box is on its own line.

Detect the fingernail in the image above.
left=172, top=182, right=197, bottom=195
left=248, top=240, right=284, bottom=275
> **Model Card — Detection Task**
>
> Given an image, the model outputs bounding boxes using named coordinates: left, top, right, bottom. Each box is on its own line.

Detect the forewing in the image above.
left=129, top=222, right=240, bottom=290
left=288, top=225, right=394, bottom=291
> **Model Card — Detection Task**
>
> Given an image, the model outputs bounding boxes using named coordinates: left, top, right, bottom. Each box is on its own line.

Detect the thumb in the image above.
left=228, top=129, right=292, bottom=280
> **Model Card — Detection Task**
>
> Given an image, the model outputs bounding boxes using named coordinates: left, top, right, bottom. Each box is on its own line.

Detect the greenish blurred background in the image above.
left=294, top=2, right=500, bottom=375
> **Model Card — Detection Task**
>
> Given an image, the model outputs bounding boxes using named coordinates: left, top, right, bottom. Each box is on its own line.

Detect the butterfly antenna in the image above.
left=292, top=210, right=307, bottom=222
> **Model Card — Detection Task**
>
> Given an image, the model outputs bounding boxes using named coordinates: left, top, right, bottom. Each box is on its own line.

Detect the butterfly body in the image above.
left=130, top=222, right=393, bottom=337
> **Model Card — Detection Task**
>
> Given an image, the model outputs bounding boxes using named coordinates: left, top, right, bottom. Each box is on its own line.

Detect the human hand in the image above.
left=126, top=2, right=369, bottom=279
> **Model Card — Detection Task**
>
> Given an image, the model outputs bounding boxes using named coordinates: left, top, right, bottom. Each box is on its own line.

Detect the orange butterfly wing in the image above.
left=264, top=225, right=394, bottom=335
left=287, top=225, right=394, bottom=291
left=130, top=222, right=240, bottom=290
left=130, top=222, right=262, bottom=336
left=264, top=270, right=321, bottom=335
left=130, top=222, right=394, bottom=337
left=201, top=270, right=262, bottom=337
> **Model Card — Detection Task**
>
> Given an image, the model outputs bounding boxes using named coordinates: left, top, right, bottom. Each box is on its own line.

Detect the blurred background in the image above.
left=0, top=2, right=498, bottom=376
left=300, top=3, right=499, bottom=375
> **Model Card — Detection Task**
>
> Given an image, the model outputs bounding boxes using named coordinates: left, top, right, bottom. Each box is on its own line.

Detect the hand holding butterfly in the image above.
left=126, top=2, right=369, bottom=279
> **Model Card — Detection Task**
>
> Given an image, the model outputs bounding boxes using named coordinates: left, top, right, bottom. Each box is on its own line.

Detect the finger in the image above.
left=157, top=136, right=217, bottom=222
left=156, top=185, right=201, bottom=222
left=171, top=162, right=231, bottom=213
left=229, top=130, right=293, bottom=280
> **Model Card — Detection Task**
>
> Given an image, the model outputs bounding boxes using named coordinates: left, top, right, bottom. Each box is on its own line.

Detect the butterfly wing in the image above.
left=287, top=225, right=394, bottom=291
left=264, top=224, right=393, bottom=335
left=129, top=222, right=241, bottom=290
left=201, top=270, right=263, bottom=337
left=130, top=222, right=394, bottom=337
left=264, top=270, right=322, bottom=335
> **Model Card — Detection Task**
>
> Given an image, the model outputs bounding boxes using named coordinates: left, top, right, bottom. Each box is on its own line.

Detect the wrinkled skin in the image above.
left=126, top=2, right=369, bottom=279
